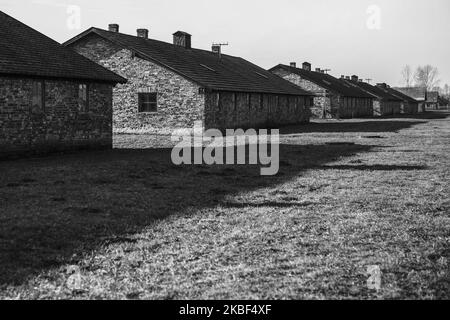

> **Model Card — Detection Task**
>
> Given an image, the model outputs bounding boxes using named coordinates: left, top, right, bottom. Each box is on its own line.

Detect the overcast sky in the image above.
left=1, top=0, right=449, bottom=87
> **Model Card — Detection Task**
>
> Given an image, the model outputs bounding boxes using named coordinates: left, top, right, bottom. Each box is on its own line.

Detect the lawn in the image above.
left=0, top=112, right=449, bottom=299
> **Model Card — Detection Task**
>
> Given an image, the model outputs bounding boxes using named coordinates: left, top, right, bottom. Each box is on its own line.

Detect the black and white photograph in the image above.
left=0, top=0, right=449, bottom=305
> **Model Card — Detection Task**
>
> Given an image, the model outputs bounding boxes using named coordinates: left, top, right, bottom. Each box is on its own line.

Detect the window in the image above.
left=200, top=64, right=216, bottom=72
left=138, top=92, right=158, bottom=113
left=255, top=71, right=268, bottom=79
left=78, top=84, right=89, bottom=112
left=32, top=81, right=45, bottom=111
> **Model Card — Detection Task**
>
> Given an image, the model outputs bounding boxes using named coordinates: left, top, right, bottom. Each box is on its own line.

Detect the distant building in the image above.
left=393, top=87, right=427, bottom=113
left=342, top=77, right=403, bottom=116
left=0, top=11, right=125, bottom=158
left=438, top=96, right=449, bottom=109
left=269, top=62, right=374, bottom=119
left=64, top=25, right=314, bottom=134
left=426, top=91, right=439, bottom=110
left=375, top=84, right=419, bottom=114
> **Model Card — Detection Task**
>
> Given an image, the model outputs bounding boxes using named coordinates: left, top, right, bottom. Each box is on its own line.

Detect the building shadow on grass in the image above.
left=0, top=143, right=373, bottom=286
left=279, top=112, right=450, bottom=134
left=280, top=121, right=425, bottom=134
left=315, top=164, right=428, bottom=171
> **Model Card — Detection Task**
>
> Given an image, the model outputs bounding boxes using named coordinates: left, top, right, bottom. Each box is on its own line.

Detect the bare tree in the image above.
left=443, top=84, right=450, bottom=97
left=401, top=65, right=413, bottom=87
left=414, top=65, right=440, bottom=90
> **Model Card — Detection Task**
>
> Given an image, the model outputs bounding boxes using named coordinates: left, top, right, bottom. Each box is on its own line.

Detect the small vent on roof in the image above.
left=200, top=64, right=216, bottom=72
left=255, top=71, right=268, bottom=79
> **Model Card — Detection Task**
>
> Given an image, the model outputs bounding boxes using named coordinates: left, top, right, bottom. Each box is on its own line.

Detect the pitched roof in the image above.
left=383, top=87, right=418, bottom=103
left=268, top=64, right=374, bottom=98
left=342, top=80, right=403, bottom=101
left=393, top=87, right=427, bottom=101
left=0, top=11, right=126, bottom=84
left=64, top=28, right=313, bottom=96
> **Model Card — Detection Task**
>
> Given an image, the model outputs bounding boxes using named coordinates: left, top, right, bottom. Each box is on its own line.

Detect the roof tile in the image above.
left=0, top=11, right=126, bottom=84
left=65, top=28, right=313, bottom=96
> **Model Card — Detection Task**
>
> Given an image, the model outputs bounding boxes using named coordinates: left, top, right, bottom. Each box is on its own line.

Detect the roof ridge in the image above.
left=64, top=27, right=313, bottom=96
left=274, top=64, right=373, bottom=98
left=88, top=27, right=242, bottom=59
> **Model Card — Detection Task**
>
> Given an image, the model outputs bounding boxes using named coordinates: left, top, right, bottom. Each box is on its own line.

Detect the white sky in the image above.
left=1, top=0, right=449, bottom=86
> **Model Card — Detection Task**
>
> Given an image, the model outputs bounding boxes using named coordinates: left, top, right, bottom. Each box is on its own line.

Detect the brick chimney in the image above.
left=377, top=83, right=388, bottom=88
left=137, top=29, right=149, bottom=39
left=173, top=31, right=192, bottom=49
left=351, top=75, right=358, bottom=82
left=212, top=45, right=221, bottom=55
left=340, top=75, right=345, bottom=79
left=290, top=62, right=296, bottom=68
left=315, top=68, right=321, bottom=72
left=108, top=24, right=119, bottom=33
left=345, top=76, right=351, bottom=80
left=302, top=62, right=311, bottom=71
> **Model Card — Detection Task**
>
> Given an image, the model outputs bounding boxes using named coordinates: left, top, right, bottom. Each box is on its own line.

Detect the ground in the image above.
left=0, top=112, right=449, bottom=300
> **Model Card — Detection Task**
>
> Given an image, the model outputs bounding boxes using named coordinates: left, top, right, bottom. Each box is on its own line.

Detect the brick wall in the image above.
left=204, top=91, right=310, bottom=130
left=271, top=68, right=374, bottom=119
left=0, top=76, right=113, bottom=158
left=71, top=35, right=206, bottom=134
left=403, top=102, right=418, bottom=114
left=272, top=70, right=329, bottom=119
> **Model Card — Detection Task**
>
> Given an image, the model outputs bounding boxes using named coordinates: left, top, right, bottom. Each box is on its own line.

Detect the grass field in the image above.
left=0, top=112, right=449, bottom=300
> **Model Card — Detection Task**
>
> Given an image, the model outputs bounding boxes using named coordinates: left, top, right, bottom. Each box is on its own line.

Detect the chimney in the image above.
left=359, top=79, right=363, bottom=82
left=345, top=76, right=351, bottom=80
left=351, top=75, right=358, bottom=82
left=137, top=28, right=149, bottom=39
left=108, top=24, right=119, bottom=33
left=377, top=83, right=387, bottom=88
left=315, top=68, right=321, bottom=72
left=290, top=62, right=296, bottom=68
left=302, top=62, right=311, bottom=71
left=173, top=31, right=192, bottom=49
left=212, top=45, right=221, bottom=55
left=340, top=75, right=345, bottom=79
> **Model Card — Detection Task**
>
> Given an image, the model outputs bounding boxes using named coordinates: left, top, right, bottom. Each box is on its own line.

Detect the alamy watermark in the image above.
left=366, top=5, right=381, bottom=30
left=170, top=121, right=280, bottom=176
left=66, top=4, right=81, bottom=30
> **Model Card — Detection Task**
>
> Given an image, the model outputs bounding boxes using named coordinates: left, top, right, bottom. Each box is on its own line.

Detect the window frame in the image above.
left=78, top=83, right=89, bottom=113
left=31, top=80, right=45, bottom=112
left=138, top=92, right=158, bottom=113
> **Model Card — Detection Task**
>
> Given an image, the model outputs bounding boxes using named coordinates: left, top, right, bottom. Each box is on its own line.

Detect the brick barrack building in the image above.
left=64, top=25, right=314, bottom=134
left=376, top=84, right=419, bottom=114
left=393, top=87, right=427, bottom=113
left=0, top=11, right=126, bottom=158
left=269, top=62, right=374, bottom=119
left=341, top=76, right=403, bottom=116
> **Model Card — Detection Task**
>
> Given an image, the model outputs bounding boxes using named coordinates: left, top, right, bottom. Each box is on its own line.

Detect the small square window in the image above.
left=78, top=84, right=89, bottom=112
left=32, top=81, right=45, bottom=111
left=138, top=92, right=158, bottom=113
